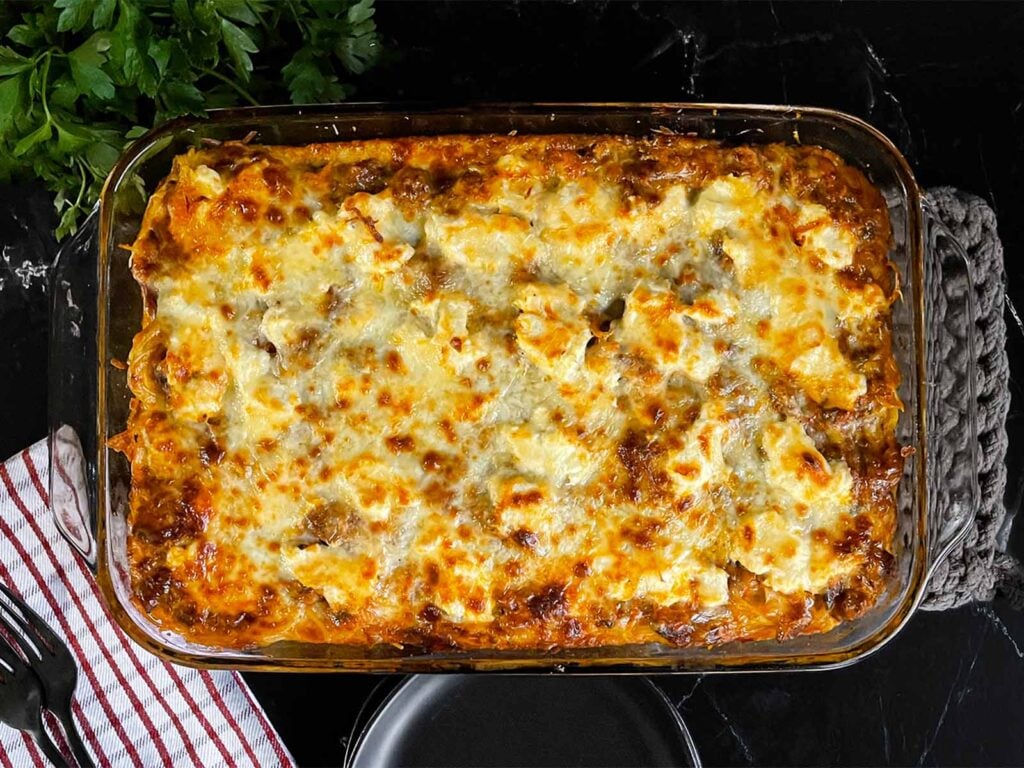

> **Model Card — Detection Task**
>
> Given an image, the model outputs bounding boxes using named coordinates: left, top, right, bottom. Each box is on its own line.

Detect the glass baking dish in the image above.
left=49, top=103, right=979, bottom=672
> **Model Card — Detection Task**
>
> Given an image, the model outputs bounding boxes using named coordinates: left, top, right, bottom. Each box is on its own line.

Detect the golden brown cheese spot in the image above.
left=304, top=501, right=361, bottom=546
left=251, top=261, right=272, bottom=291
left=198, top=439, right=223, bottom=467
left=526, top=583, right=569, bottom=621
left=621, top=516, right=666, bottom=550
left=438, top=419, right=457, bottom=444
left=384, top=350, right=406, bottom=373
left=265, top=206, right=285, bottom=225
left=421, top=451, right=446, bottom=473
left=617, top=430, right=668, bottom=503
left=511, top=528, right=540, bottom=550
left=385, top=435, right=416, bottom=454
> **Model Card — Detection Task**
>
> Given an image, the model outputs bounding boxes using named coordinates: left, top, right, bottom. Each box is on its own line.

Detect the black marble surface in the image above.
left=3, top=2, right=1023, bottom=765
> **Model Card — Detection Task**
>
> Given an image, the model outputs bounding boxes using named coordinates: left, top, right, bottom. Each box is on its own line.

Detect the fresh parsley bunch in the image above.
left=0, top=0, right=382, bottom=238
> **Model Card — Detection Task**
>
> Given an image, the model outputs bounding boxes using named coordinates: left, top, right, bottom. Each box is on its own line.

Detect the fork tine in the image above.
left=0, top=598, right=45, bottom=664
left=0, top=584, right=53, bottom=656
left=0, top=627, right=25, bottom=672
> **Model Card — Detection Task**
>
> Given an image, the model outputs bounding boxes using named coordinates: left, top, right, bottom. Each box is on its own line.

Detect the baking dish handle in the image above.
left=920, top=196, right=980, bottom=576
left=48, top=210, right=99, bottom=569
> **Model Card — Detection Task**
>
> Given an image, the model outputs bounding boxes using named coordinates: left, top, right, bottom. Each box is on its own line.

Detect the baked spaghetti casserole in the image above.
left=111, top=134, right=905, bottom=650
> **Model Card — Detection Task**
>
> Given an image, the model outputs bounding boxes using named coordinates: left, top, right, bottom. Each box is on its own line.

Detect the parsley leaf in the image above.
left=54, top=0, right=94, bottom=34
left=14, top=120, right=53, bottom=157
left=92, top=0, right=117, bottom=29
left=107, top=1, right=160, bottom=96
left=8, top=25, right=43, bottom=48
left=215, top=0, right=260, bottom=27
left=68, top=34, right=115, bottom=99
left=0, top=75, right=26, bottom=135
left=284, top=47, right=348, bottom=105
left=0, top=46, right=33, bottom=76
left=220, top=18, right=258, bottom=80
left=0, top=0, right=384, bottom=239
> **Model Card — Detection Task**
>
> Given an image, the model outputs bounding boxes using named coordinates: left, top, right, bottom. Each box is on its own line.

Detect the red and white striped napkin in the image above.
left=0, top=440, right=295, bottom=768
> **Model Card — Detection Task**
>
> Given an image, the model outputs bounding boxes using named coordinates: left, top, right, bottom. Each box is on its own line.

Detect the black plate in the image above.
left=344, top=675, right=700, bottom=768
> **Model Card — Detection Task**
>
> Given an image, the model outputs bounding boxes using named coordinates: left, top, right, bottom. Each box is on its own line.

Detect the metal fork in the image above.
left=0, top=620, right=66, bottom=766
left=0, top=584, right=94, bottom=768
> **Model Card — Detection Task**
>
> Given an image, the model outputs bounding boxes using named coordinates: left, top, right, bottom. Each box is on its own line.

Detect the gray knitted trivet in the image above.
left=921, top=187, right=1022, bottom=610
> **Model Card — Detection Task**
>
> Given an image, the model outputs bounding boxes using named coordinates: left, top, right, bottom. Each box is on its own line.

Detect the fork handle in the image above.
left=51, top=702, right=96, bottom=768
left=27, top=720, right=69, bottom=768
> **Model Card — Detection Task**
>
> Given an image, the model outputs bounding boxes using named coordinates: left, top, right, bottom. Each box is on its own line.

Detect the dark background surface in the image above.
left=3, top=2, right=1024, bottom=766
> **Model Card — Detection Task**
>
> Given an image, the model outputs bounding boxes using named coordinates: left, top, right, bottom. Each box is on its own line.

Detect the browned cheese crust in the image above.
left=111, top=135, right=904, bottom=651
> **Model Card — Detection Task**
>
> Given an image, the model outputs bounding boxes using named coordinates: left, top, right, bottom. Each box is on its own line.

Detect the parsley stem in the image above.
left=72, top=158, right=88, bottom=211
left=286, top=0, right=310, bottom=37
left=39, top=52, right=53, bottom=124
left=198, top=68, right=260, bottom=107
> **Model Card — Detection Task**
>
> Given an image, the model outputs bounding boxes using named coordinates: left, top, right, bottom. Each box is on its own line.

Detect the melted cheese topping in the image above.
left=116, top=135, right=903, bottom=651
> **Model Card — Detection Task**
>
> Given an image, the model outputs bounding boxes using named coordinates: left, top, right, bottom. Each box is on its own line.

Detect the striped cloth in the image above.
left=0, top=439, right=294, bottom=768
